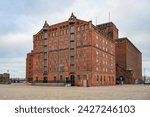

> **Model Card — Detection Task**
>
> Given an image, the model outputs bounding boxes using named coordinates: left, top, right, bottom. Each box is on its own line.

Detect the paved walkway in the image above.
left=0, top=84, right=150, bottom=100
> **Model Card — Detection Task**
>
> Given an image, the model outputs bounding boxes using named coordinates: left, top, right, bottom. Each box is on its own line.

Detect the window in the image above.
left=59, top=45, right=63, bottom=49
left=44, top=53, right=47, bottom=59
left=77, top=58, right=80, bottom=62
left=77, top=27, right=80, bottom=32
left=60, top=30, right=63, bottom=35
left=70, top=65, right=74, bottom=72
left=70, top=57, right=74, bottom=64
left=83, top=50, right=86, bottom=54
left=54, top=52, right=57, bottom=57
left=59, top=51, right=63, bottom=56
left=83, top=32, right=87, bottom=37
left=77, top=42, right=81, bottom=47
left=49, top=47, right=52, bottom=50
left=54, top=39, right=57, bottom=43
left=81, top=26, right=84, bottom=30
left=83, top=58, right=86, bottom=62
left=54, top=46, right=57, bottom=50
left=60, top=38, right=63, bottom=42
left=83, top=66, right=87, bottom=70
left=59, top=66, right=64, bottom=72
left=83, top=75, right=87, bottom=79
left=70, top=42, right=74, bottom=49
left=44, top=61, right=47, bottom=66
left=60, top=59, right=63, bottom=63
left=44, top=32, right=47, bottom=38
left=77, top=34, right=80, bottom=38
left=77, top=50, right=80, bottom=54
left=44, top=47, right=47, bottom=52
left=44, top=40, right=47, bottom=45
left=77, top=75, right=80, bottom=80
left=65, top=37, right=68, bottom=41
left=54, top=67, right=57, bottom=72
left=70, top=34, right=74, bottom=41
left=70, top=50, right=74, bottom=56
left=70, top=25, right=74, bottom=33
left=83, top=41, right=87, bottom=46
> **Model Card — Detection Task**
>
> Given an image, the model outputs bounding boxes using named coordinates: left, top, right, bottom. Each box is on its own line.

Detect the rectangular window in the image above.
left=44, top=32, right=47, bottom=38
left=70, top=65, right=74, bottom=72
left=77, top=58, right=80, bottom=62
left=44, top=40, right=47, bottom=45
left=58, top=66, right=64, bottom=72
left=83, top=66, right=87, bottom=70
left=49, top=47, right=52, bottom=50
left=70, top=57, right=74, bottom=64
left=60, top=38, right=63, bottom=42
left=83, top=41, right=87, bottom=46
left=70, top=34, right=74, bottom=41
left=54, top=46, right=57, bottom=50
left=77, top=42, right=81, bottom=47
left=83, top=50, right=86, bottom=54
left=70, top=42, right=74, bottom=49
left=77, top=27, right=80, bottom=32
left=77, top=50, right=80, bottom=54
left=70, top=25, right=74, bottom=33
left=83, top=32, right=87, bottom=37
left=44, top=47, right=47, bottom=52
left=70, top=50, right=74, bottom=56
left=54, top=52, right=57, bottom=57
left=44, top=61, right=47, bottom=66
left=44, top=53, right=47, bottom=59
left=83, top=58, right=86, bottom=62
left=77, top=34, right=80, bottom=38
left=54, top=67, right=57, bottom=72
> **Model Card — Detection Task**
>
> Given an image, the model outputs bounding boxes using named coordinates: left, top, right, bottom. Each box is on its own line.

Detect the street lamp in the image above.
left=144, top=68, right=146, bottom=81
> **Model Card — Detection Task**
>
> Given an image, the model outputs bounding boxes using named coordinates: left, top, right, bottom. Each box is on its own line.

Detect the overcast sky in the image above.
left=0, top=0, right=150, bottom=78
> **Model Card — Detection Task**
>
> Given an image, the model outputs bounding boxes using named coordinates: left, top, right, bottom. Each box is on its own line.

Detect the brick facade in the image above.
left=115, top=38, right=142, bottom=84
left=26, top=13, right=142, bottom=86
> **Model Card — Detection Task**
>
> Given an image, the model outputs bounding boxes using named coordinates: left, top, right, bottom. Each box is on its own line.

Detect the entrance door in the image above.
left=43, top=77, right=48, bottom=83
left=70, top=75, right=75, bottom=86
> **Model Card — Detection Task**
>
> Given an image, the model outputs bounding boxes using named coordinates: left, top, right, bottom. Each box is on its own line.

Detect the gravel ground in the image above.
left=0, top=84, right=150, bottom=100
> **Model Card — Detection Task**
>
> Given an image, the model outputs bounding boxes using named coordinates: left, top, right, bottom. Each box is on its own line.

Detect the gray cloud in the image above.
left=0, top=0, right=150, bottom=77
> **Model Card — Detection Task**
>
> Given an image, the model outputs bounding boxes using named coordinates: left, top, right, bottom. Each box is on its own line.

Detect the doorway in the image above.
left=70, top=75, right=75, bottom=86
left=43, top=77, right=48, bottom=83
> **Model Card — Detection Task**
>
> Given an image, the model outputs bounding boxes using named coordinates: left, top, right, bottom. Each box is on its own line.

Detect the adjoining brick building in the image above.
left=115, top=38, right=142, bottom=84
left=26, top=13, right=116, bottom=86
left=26, top=13, right=142, bottom=86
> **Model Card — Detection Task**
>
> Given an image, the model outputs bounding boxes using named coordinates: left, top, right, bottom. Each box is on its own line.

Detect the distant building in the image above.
left=26, top=51, right=33, bottom=82
left=26, top=13, right=142, bottom=86
left=0, top=73, right=10, bottom=84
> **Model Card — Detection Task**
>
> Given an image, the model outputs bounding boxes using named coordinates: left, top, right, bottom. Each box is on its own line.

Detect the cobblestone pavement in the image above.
left=0, top=84, right=150, bottom=100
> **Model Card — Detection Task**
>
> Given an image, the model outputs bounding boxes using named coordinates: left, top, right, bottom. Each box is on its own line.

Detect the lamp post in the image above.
left=144, top=68, right=146, bottom=82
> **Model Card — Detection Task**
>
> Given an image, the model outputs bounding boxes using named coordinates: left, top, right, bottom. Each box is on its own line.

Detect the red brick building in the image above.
left=115, top=38, right=142, bottom=84
left=26, top=13, right=116, bottom=86
left=26, top=51, right=33, bottom=82
left=26, top=13, right=142, bottom=86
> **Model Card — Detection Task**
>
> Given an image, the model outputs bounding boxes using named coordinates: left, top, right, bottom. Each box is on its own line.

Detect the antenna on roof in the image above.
left=108, top=12, right=110, bottom=22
